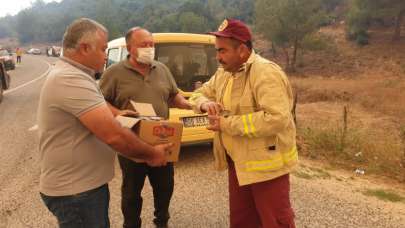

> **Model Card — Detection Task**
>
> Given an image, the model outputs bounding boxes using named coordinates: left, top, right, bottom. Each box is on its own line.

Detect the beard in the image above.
left=219, top=60, right=229, bottom=71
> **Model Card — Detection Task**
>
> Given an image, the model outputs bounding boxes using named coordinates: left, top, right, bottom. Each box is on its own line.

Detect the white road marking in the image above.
left=28, top=125, right=38, bottom=131
left=4, top=59, right=52, bottom=95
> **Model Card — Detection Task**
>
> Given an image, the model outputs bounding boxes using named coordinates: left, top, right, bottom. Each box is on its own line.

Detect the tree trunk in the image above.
left=291, top=36, right=299, bottom=72
left=282, top=47, right=290, bottom=71
left=401, top=125, right=405, bottom=178
left=271, top=42, right=277, bottom=58
left=393, top=9, right=405, bottom=41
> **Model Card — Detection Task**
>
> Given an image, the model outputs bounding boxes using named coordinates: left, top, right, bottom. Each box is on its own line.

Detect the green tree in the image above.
left=178, top=12, right=210, bottom=33
left=321, top=0, right=344, bottom=12
left=0, top=0, right=257, bottom=44
left=346, top=0, right=405, bottom=44
left=0, top=16, right=16, bottom=39
left=95, top=0, right=121, bottom=39
left=225, top=0, right=254, bottom=23
left=16, top=10, right=40, bottom=43
left=255, top=0, right=324, bottom=71
left=177, top=0, right=217, bottom=31
left=381, top=0, right=405, bottom=41
left=346, top=0, right=378, bottom=45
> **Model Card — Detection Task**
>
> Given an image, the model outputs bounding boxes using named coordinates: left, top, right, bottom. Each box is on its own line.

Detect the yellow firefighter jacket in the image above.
left=190, top=51, right=298, bottom=186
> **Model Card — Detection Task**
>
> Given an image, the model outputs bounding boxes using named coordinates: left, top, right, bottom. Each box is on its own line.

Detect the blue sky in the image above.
left=0, top=0, right=62, bottom=18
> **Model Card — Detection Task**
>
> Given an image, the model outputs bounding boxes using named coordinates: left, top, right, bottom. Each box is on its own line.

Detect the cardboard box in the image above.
left=116, top=101, right=183, bottom=162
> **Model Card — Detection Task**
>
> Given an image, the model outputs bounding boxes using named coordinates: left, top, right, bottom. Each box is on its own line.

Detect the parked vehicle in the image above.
left=27, top=48, right=41, bottom=55
left=106, top=33, right=218, bottom=144
left=0, top=49, right=15, bottom=70
left=0, top=60, right=11, bottom=103
left=46, top=46, right=61, bottom=57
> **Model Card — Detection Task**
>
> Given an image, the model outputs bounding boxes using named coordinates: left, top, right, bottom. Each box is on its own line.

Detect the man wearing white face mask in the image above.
left=100, top=27, right=191, bottom=228
left=136, top=45, right=155, bottom=64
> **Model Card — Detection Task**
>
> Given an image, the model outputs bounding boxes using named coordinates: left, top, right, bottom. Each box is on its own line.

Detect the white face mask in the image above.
left=136, top=47, right=155, bottom=64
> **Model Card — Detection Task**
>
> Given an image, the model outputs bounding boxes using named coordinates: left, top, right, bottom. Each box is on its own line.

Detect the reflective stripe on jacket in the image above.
left=190, top=51, right=298, bottom=186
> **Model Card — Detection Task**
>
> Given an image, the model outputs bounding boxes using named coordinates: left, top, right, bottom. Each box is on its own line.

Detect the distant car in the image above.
left=0, top=49, right=15, bottom=70
left=46, top=46, right=61, bottom=57
left=27, top=48, right=41, bottom=55
left=0, top=60, right=11, bottom=103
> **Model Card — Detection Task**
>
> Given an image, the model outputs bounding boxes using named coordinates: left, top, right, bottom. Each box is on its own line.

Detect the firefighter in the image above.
left=190, top=19, right=298, bottom=228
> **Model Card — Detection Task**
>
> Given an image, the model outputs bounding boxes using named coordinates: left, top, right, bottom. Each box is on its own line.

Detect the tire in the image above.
left=5, top=61, right=13, bottom=71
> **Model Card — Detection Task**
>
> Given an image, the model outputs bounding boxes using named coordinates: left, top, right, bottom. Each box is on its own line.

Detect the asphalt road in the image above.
left=0, top=55, right=404, bottom=228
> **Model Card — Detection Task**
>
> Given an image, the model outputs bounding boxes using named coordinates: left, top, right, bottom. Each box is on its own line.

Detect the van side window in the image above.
left=106, top=48, right=119, bottom=68
left=121, top=49, right=128, bottom=60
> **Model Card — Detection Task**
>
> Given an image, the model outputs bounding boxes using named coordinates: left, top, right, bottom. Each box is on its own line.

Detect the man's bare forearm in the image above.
left=170, top=93, right=192, bottom=109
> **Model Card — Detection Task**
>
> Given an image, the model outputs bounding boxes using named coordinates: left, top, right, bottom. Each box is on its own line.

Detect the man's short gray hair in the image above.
left=125, top=26, right=142, bottom=45
left=62, top=18, right=108, bottom=53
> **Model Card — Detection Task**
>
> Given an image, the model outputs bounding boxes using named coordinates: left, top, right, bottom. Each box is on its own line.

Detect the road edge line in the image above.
left=4, top=59, right=52, bottom=95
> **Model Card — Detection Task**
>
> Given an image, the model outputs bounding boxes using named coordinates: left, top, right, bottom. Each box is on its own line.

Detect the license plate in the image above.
left=181, top=116, right=209, bottom=128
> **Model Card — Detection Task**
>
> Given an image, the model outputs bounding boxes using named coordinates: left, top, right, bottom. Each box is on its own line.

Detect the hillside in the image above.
left=0, top=0, right=253, bottom=44
left=262, top=24, right=405, bottom=182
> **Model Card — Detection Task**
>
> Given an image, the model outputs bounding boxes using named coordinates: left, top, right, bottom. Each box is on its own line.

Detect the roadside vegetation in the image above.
left=289, top=27, right=405, bottom=182
left=363, top=189, right=405, bottom=203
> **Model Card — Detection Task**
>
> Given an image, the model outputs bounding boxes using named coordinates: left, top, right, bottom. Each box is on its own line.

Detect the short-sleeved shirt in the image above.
left=37, top=57, right=116, bottom=196
left=100, top=59, right=178, bottom=119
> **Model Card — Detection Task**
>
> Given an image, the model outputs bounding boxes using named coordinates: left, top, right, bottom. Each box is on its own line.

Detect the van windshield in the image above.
left=157, top=43, right=217, bottom=92
left=121, top=43, right=218, bottom=92
left=122, top=43, right=218, bottom=92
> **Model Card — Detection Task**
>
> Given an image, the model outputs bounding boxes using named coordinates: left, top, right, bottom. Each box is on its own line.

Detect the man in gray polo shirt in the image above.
left=38, top=18, right=171, bottom=228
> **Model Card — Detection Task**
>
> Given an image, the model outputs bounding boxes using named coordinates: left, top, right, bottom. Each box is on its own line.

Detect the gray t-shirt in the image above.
left=37, top=57, right=115, bottom=196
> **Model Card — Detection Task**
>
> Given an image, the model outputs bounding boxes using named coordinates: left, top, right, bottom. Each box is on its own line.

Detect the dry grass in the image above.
left=265, top=24, right=405, bottom=182
left=261, top=26, right=404, bottom=183
left=291, top=77, right=405, bottom=122
left=296, top=102, right=404, bottom=181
